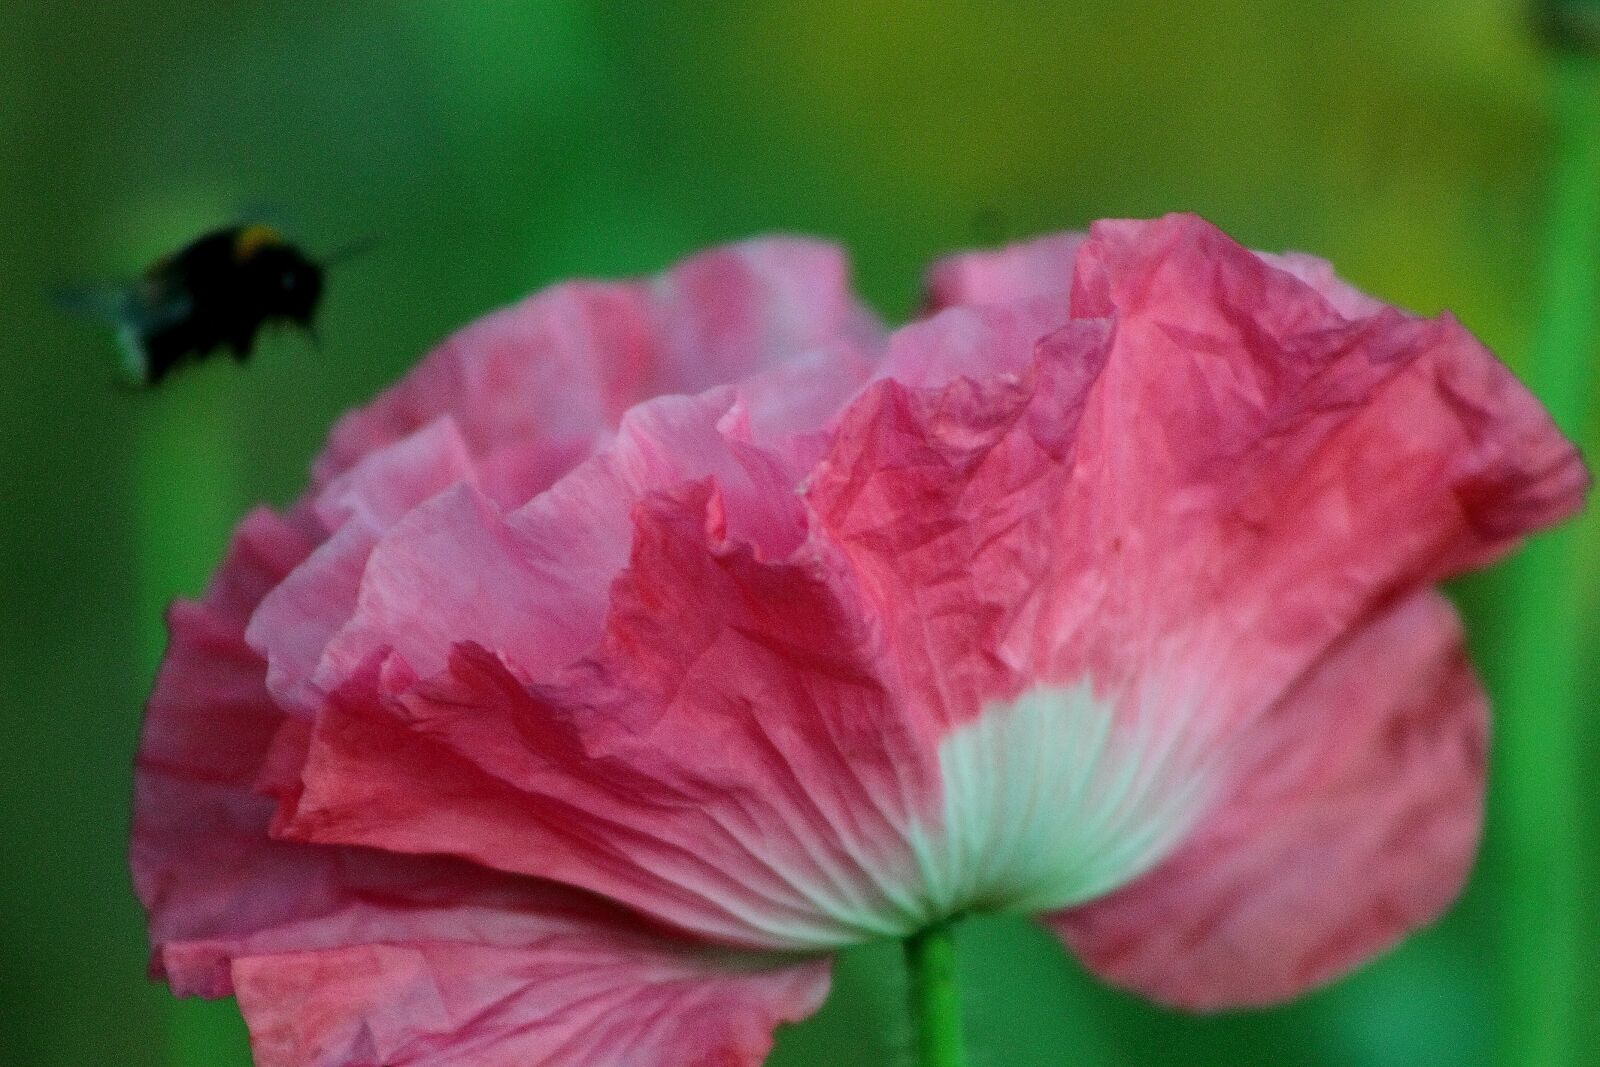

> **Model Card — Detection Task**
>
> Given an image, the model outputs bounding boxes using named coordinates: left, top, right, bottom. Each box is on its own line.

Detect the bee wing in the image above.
left=52, top=279, right=193, bottom=331
left=53, top=279, right=195, bottom=386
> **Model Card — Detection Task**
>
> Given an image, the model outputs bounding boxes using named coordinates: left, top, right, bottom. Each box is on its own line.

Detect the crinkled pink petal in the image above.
left=1047, top=590, right=1486, bottom=1009
left=1254, top=250, right=1390, bottom=320
left=275, top=476, right=939, bottom=950
left=812, top=316, right=1111, bottom=725
left=135, top=505, right=828, bottom=1066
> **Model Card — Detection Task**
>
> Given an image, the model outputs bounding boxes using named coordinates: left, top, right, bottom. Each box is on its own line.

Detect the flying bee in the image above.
left=57, top=223, right=363, bottom=387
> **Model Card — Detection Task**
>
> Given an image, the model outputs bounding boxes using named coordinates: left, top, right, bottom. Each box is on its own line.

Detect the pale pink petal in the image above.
left=922, top=232, right=1085, bottom=312
left=645, top=237, right=883, bottom=403
left=871, top=295, right=1075, bottom=389
left=260, top=239, right=884, bottom=716
left=299, top=388, right=815, bottom=709
left=310, top=417, right=476, bottom=532
left=920, top=229, right=1385, bottom=323
left=1048, top=590, right=1487, bottom=1009
left=247, top=418, right=482, bottom=715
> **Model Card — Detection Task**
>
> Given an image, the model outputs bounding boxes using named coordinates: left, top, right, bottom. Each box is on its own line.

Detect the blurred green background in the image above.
left=2, top=2, right=1596, bottom=1065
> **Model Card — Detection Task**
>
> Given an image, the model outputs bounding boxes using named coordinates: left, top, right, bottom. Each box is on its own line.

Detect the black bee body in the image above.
left=62, top=223, right=326, bottom=386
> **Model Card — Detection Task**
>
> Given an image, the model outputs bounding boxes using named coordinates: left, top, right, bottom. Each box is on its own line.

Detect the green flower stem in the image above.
left=1496, top=40, right=1600, bottom=1067
left=904, top=921, right=967, bottom=1067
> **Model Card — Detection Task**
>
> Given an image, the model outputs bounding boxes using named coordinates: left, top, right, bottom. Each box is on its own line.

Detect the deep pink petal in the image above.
left=1047, top=590, right=1486, bottom=1009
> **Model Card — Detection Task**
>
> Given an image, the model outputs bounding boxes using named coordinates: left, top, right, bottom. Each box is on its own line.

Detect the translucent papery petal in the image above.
left=312, top=237, right=880, bottom=487
left=135, top=505, right=828, bottom=1067
left=1056, top=215, right=1587, bottom=710
left=1048, top=590, right=1487, bottom=1009
left=810, top=318, right=1112, bottom=730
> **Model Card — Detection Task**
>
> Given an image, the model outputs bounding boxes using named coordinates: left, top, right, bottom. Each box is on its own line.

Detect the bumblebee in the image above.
left=59, top=223, right=328, bottom=386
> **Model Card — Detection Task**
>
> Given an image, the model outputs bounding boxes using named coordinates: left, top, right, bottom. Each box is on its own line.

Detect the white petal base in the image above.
left=907, top=683, right=1213, bottom=920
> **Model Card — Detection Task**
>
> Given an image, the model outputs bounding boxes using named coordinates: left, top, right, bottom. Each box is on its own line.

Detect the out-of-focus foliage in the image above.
left=0, top=3, right=1593, bottom=1065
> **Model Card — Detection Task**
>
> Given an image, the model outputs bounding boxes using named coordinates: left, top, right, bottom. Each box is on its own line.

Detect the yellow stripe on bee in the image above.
left=234, top=224, right=283, bottom=261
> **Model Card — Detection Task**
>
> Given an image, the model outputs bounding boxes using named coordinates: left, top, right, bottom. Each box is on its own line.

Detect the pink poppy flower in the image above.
left=134, top=214, right=1589, bottom=1066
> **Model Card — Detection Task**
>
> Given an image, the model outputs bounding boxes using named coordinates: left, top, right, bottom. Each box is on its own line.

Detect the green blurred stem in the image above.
left=904, top=921, right=967, bottom=1067
left=1497, top=45, right=1600, bottom=1067
left=134, top=387, right=254, bottom=1067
